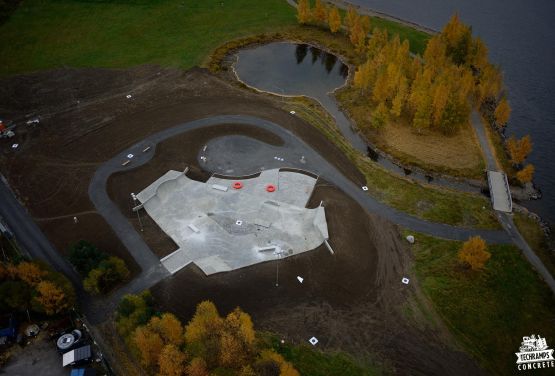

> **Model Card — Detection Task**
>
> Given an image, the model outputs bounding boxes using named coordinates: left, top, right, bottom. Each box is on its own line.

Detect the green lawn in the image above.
left=0, top=0, right=431, bottom=77
left=366, top=16, right=429, bottom=55
left=0, top=0, right=297, bottom=76
left=263, top=334, right=383, bottom=376
left=410, top=233, right=555, bottom=375
left=513, top=212, right=555, bottom=277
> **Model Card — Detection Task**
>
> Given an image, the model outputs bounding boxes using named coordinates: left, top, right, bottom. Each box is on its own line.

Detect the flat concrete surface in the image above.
left=137, top=169, right=328, bottom=275
left=487, top=171, right=512, bottom=212
left=3, top=335, right=67, bottom=376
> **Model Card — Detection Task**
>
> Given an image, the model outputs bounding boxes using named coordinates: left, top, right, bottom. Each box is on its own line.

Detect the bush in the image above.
left=69, top=240, right=108, bottom=276
left=83, top=256, right=130, bottom=295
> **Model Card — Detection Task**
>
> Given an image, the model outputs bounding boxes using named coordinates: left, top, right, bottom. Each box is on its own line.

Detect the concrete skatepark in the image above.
left=135, top=168, right=329, bottom=275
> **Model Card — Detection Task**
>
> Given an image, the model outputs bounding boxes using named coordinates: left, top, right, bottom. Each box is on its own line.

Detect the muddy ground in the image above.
left=0, top=66, right=362, bottom=276
left=0, top=66, right=481, bottom=375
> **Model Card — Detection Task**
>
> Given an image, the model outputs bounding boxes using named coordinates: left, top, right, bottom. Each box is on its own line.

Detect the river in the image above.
left=346, top=0, right=555, bottom=222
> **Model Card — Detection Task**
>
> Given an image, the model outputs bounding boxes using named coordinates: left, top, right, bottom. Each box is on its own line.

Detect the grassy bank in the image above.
left=282, top=96, right=499, bottom=229
left=513, top=212, right=555, bottom=277
left=0, top=0, right=296, bottom=76
left=411, top=233, right=555, bottom=375
left=263, top=334, right=383, bottom=376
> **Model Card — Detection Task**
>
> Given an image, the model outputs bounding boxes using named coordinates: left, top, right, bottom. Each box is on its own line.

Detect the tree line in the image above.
left=0, top=259, right=76, bottom=316
left=297, top=1, right=534, bottom=184
left=116, top=293, right=299, bottom=376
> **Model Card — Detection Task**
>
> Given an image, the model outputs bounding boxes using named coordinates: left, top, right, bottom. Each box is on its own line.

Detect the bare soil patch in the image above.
left=0, top=65, right=362, bottom=275
left=151, top=182, right=483, bottom=375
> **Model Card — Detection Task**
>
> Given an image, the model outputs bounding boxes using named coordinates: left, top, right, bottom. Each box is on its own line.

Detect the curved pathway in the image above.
left=89, top=116, right=510, bottom=266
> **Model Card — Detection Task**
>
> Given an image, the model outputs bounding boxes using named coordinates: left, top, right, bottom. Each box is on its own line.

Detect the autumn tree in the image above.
left=345, top=6, right=358, bottom=31
left=116, top=291, right=155, bottom=338
left=296, top=0, right=311, bottom=25
left=371, top=102, right=389, bottom=129
left=186, top=357, right=209, bottom=376
left=506, top=135, right=532, bottom=165
left=34, top=280, right=69, bottom=315
left=16, top=261, right=45, bottom=286
left=132, top=326, right=164, bottom=369
left=458, top=236, right=491, bottom=270
left=83, top=256, right=130, bottom=295
left=327, top=6, right=341, bottom=33
left=516, top=164, right=535, bottom=184
left=257, top=350, right=299, bottom=376
left=149, top=313, right=184, bottom=346
left=494, top=97, right=511, bottom=128
left=349, top=17, right=367, bottom=53
left=158, top=344, right=186, bottom=376
left=312, top=0, right=327, bottom=24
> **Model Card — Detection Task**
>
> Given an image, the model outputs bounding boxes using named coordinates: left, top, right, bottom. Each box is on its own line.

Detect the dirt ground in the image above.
left=0, top=66, right=362, bottom=277
left=107, top=123, right=285, bottom=258
left=152, top=182, right=483, bottom=375
left=0, top=66, right=481, bottom=374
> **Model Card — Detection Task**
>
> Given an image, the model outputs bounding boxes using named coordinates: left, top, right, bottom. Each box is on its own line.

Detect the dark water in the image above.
left=348, top=0, right=555, bottom=222
left=234, top=42, right=367, bottom=151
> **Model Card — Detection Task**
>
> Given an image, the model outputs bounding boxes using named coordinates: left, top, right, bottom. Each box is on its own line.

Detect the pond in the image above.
left=234, top=42, right=368, bottom=152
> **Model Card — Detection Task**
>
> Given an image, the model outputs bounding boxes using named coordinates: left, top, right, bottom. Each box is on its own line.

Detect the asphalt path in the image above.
left=90, top=114, right=510, bottom=246
left=1, top=114, right=551, bottom=327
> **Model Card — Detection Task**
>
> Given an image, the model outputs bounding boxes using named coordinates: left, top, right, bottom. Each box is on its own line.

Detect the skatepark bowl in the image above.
left=135, top=168, right=329, bottom=275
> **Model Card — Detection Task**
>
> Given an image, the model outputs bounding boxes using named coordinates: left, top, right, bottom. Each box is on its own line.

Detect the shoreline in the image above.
left=286, top=0, right=438, bottom=35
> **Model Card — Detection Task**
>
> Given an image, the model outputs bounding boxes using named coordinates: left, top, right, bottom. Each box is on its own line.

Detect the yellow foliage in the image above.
left=34, top=280, right=68, bottom=315
left=184, top=300, right=222, bottom=345
left=132, top=326, right=164, bottom=368
left=158, top=344, right=186, bottom=376
left=312, top=0, right=327, bottom=24
left=458, top=236, right=491, bottom=270
left=327, top=6, right=341, bottom=33
left=494, top=97, right=511, bottom=127
left=296, top=0, right=311, bottom=25
left=225, top=308, right=255, bottom=346
left=506, top=135, right=532, bottom=165
left=345, top=6, right=358, bottom=31
left=186, top=357, right=209, bottom=376
left=16, top=262, right=46, bottom=286
left=516, top=164, right=535, bottom=184
left=150, top=313, right=184, bottom=346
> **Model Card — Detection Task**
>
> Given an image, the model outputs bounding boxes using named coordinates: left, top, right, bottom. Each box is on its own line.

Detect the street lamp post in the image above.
left=275, top=249, right=284, bottom=287
left=131, top=193, right=144, bottom=232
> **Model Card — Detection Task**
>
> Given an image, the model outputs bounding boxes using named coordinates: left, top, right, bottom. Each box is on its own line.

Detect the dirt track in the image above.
left=0, top=66, right=482, bottom=374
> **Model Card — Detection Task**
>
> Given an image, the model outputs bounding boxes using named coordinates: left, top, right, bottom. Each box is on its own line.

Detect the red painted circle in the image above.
left=232, top=182, right=243, bottom=189
left=266, top=184, right=276, bottom=192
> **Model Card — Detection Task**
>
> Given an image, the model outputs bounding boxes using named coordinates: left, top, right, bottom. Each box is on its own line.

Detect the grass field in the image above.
left=283, top=96, right=499, bottom=229
left=513, top=212, right=555, bottom=277
left=410, top=233, right=555, bottom=375
left=0, top=0, right=430, bottom=77
left=264, top=334, right=383, bottom=376
left=0, top=0, right=297, bottom=76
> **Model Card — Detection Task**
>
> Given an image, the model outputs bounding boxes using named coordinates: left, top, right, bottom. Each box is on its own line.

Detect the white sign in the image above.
left=515, top=334, right=554, bottom=371
left=297, top=276, right=304, bottom=283
left=309, top=337, right=318, bottom=346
